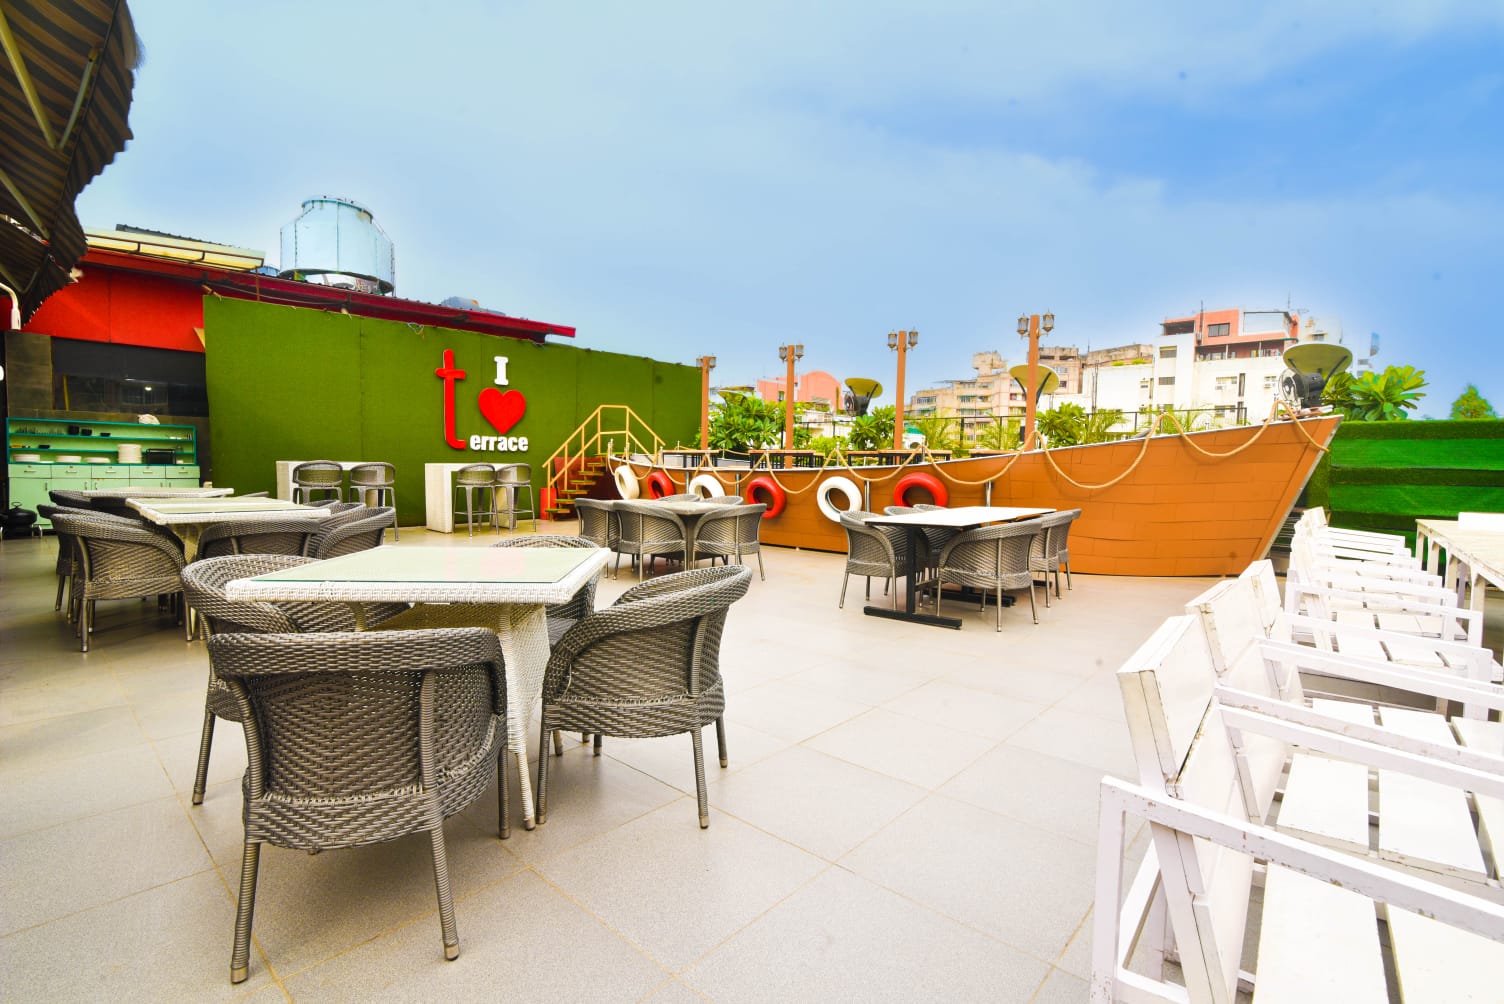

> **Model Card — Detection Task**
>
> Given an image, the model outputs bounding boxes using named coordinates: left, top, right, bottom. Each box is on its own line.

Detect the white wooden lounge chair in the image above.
left=1093, top=608, right=1504, bottom=1002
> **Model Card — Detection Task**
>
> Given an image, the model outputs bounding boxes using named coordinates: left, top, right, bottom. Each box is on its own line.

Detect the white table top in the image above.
left=619, top=498, right=741, bottom=517
left=1417, top=519, right=1504, bottom=588
left=225, top=545, right=610, bottom=605
left=128, top=498, right=329, bottom=525
left=865, top=506, right=1056, bottom=529
left=80, top=487, right=233, bottom=499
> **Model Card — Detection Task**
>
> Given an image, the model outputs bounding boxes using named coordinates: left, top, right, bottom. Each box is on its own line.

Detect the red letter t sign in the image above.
left=435, top=349, right=468, bottom=449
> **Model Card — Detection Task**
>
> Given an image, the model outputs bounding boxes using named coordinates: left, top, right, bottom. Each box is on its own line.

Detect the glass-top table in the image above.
left=227, top=545, right=611, bottom=830
left=128, top=497, right=329, bottom=561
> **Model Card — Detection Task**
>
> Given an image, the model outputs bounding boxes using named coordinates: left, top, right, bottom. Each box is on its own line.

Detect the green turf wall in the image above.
left=203, top=298, right=698, bottom=526
left=1305, top=419, right=1504, bottom=542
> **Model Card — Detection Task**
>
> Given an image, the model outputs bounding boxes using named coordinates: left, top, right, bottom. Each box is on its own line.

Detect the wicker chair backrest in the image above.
left=310, top=511, right=392, bottom=559
left=48, top=489, right=93, bottom=508
left=544, top=566, right=752, bottom=727
left=703, top=495, right=744, bottom=505
left=573, top=498, right=620, bottom=548
left=197, top=517, right=322, bottom=559
left=658, top=493, right=698, bottom=502
left=615, top=500, right=688, bottom=549
left=291, top=461, right=344, bottom=488
left=206, top=628, right=504, bottom=845
left=495, top=464, right=531, bottom=486
left=454, top=464, right=495, bottom=487
left=183, top=555, right=315, bottom=634
left=48, top=511, right=186, bottom=592
left=938, top=519, right=1040, bottom=588
left=37, top=504, right=79, bottom=575
left=348, top=462, right=396, bottom=488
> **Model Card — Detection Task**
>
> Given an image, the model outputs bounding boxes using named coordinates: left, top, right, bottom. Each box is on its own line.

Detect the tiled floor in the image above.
left=0, top=525, right=1212, bottom=1002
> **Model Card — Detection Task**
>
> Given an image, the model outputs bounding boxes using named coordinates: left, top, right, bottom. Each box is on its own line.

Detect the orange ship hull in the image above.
left=639, top=415, right=1341, bottom=577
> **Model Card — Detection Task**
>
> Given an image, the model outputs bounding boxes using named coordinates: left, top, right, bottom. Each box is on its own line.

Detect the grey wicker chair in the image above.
left=48, top=511, right=187, bottom=652
left=181, top=554, right=406, bottom=806
left=206, top=628, right=508, bottom=983
left=702, top=494, right=744, bottom=505
left=935, top=519, right=1044, bottom=630
left=536, top=565, right=753, bottom=828
left=48, top=488, right=93, bottom=508
left=694, top=502, right=767, bottom=580
left=883, top=505, right=954, bottom=579
left=837, top=510, right=911, bottom=609
left=489, top=535, right=602, bottom=644
left=614, top=499, right=690, bottom=581
left=348, top=462, right=399, bottom=540
left=1029, top=508, right=1082, bottom=602
left=309, top=508, right=393, bottom=559
left=492, top=463, right=536, bottom=532
left=36, top=504, right=79, bottom=616
left=195, top=515, right=324, bottom=560
left=658, top=492, right=699, bottom=502
left=573, top=498, right=621, bottom=576
left=453, top=463, right=496, bottom=537
left=290, top=460, right=345, bottom=504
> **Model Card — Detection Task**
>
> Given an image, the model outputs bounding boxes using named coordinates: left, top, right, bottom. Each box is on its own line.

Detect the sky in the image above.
left=76, top=0, right=1504, bottom=415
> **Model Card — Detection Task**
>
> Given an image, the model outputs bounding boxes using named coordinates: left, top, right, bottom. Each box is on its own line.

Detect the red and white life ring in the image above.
left=816, top=476, right=862, bottom=522
left=743, top=475, right=786, bottom=518
left=892, top=471, right=948, bottom=508
left=644, top=471, right=674, bottom=499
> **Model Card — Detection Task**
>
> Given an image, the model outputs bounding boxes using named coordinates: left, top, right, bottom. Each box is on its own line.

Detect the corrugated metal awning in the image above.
left=1, top=0, right=140, bottom=324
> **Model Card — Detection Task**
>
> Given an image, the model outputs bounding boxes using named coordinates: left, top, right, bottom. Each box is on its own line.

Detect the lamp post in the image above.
left=696, top=355, right=716, bottom=449
left=1016, top=312, right=1054, bottom=450
left=887, top=329, right=918, bottom=450
left=778, top=343, right=803, bottom=449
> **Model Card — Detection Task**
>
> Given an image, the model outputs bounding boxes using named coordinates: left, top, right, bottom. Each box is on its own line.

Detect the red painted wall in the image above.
left=24, top=267, right=205, bottom=353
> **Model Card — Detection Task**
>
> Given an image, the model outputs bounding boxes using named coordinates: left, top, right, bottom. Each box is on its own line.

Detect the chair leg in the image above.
left=425, top=824, right=461, bottom=961
left=192, top=706, right=216, bottom=805
left=690, top=728, right=710, bottom=828
left=54, top=575, right=65, bottom=612
left=996, top=584, right=1004, bottom=632
left=755, top=549, right=764, bottom=581
left=535, top=713, right=552, bottom=825
left=1028, top=581, right=1038, bottom=624
left=1054, top=567, right=1061, bottom=598
left=80, top=599, right=92, bottom=653
left=497, top=749, right=510, bottom=840
left=593, top=734, right=603, bottom=757
left=552, top=729, right=564, bottom=757
left=230, top=841, right=261, bottom=983
left=715, top=717, right=728, bottom=768
left=839, top=573, right=849, bottom=608
left=1064, top=559, right=1072, bottom=591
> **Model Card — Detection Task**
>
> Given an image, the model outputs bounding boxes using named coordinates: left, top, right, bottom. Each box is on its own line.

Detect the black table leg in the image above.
left=864, top=525, right=961, bottom=629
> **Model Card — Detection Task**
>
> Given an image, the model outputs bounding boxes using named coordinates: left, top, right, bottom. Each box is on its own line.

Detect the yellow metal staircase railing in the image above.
left=542, top=405, right=665, bottom=516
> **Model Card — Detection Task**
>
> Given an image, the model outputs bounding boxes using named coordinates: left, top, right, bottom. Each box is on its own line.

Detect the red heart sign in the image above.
left=478, top=387, right=527, bottom=434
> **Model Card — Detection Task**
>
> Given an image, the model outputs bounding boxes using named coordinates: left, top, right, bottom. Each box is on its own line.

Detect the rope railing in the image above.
left=610, top=404, right=1335, bottom=499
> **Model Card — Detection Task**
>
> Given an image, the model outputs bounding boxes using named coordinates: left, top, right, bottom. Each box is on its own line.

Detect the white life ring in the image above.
left=613, top=465, right=640, bottom=499
left=816, top=475, right=862, bottom=522
left=688, top=473, right=726, bottom=498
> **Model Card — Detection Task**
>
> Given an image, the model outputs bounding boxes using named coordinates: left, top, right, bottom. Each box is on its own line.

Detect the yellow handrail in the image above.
left=542, top=404, right=666, bottom=508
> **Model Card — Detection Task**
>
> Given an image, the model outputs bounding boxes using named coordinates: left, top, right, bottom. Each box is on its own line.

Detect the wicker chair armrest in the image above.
left=208, top=629, right=502, bottom=677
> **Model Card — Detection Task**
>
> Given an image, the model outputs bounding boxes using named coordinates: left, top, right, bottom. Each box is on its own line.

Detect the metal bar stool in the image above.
left=347, top=462, right=399, bottom=540
left=453, top=463, right=496, bottom=537
left=290, top=461, right=345, bottom=504
left=491, top=463, right=537, bottom=532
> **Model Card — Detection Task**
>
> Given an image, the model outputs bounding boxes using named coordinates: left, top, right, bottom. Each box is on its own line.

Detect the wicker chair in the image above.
left=694, top=502, right=768, bottom=580
left=489, top=535, right=602, bottom=644
left=306, top=509, right=391, bottom=558
left=882, top=505, right=954, bottom=579
left=47, top=488, right=93, bottom=508
left=935, top=519, right=1044, bottom=630
left=492, top=463, right=536, bottom=532
left=536, top=565, right=752, bottom=828
left=837, top=510, right=911, bottom=609
left=658, top=492, right=699, bottom=502
left=348, top=462, right=399, bottom=540
left=36, top=504, right=79, bottom=617
left=196, top=516, right=324, bottom=560
left=48, top=511, right=187, bottom=652
left=453, top=463, right=496, bottom=537
left=1029, top=508, right=1082, bottom=602
left=702, top=494, right=744, bottom=505
left=573, top=498, right=621, bottom=576
left=289, top=460, right=344, bottom=504
left=614, top=499, right=690, bottom=581
left=206, top=628, right=509, bottom=983
left=181, top=554, right=405, bottom=806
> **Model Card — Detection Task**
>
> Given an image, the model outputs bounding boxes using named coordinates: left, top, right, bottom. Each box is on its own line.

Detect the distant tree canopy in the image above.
left=1449, top=385, right=1498, bottom=420
left=1323, top=365, right=1427, bottom=421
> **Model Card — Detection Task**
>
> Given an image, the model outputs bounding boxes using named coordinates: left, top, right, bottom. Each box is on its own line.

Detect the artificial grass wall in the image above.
left=203, top=298, right=698, bottom=526
left=1305, top=419, right=1504, bottom=541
